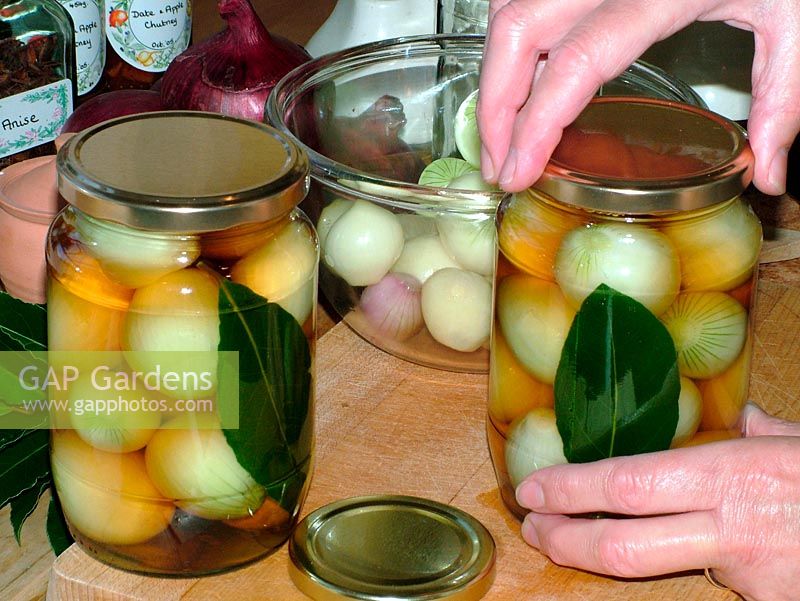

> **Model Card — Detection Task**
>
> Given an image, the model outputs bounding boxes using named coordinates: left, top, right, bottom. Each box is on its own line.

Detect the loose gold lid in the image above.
left=289, top=495, right=496, bottom=601
left=57, top=111, right=309, bottom=232
left=534, top=97, right=754, bottom=214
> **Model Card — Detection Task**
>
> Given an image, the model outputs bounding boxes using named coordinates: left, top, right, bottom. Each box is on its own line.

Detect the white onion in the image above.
left=505, top=408, right=568, bottom=488
left=145, top=414, right=265, bottom=520
left=420, top=268, right=492, bottom=352
left=323, top=200, right=404, bottom=286
left=123, top=268, right=220, bottom=398
left=554, top=222, right=680, bottom=315
left=68, top=373, right=161, bottom=453
left=397, top=213, right=438, bottom=240
left=391, top=234, right=460, bottom=284
left=359, top=273, right=423, bottom=341
left=661, top=197, right=762, bottom=291
left=316, top=198, right=352, bottom=250
left=51, top=431, right=174, bottom=545
left=671, top=377, right=703, bottom=448
left=75, top=212, right=200, bottom=288
left=446, top=170, right=498, bottom=192
left=48, top=277, right=126, bottom=355
left=497, top=275, right=574, bottom=384
left=660, top=291, right=747, bottom=379
left=231, top=219, right=318, bottom=325
left=435, top=214, right=496, bottom=276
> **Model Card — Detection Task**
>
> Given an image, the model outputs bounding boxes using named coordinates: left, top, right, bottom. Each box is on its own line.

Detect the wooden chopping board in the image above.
left=43, top=279, right=800, bottom=601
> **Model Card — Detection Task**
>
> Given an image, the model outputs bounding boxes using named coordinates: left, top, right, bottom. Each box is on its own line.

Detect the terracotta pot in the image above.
left=0, top=155, right=64, bottom=303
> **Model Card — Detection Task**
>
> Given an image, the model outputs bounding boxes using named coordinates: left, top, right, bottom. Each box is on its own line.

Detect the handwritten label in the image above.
left=58, top=0, right=105, bottom=95
left=106, top=0, right=191, bottom=73
left=0, top=80, right=73, bottom=159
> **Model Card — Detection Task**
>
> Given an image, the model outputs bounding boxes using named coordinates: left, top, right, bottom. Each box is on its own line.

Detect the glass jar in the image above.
left=47, top=111, right=317, bottom=575
left=100, top=0, right=192, bottom=91
left=57, top=0, right=106, bottom=97
left=489, top=97, right=760, bottom=518
left=438, top=0, right=488, bottom=34
left=268, top=36, right=706, bottom=374
left=0, top=0, right=76, bottom=169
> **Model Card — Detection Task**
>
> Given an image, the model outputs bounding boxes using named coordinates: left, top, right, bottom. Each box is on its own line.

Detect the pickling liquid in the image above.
left=46, top=208, right=316, bottom=574
left=489, top=193, right=759, bottom=518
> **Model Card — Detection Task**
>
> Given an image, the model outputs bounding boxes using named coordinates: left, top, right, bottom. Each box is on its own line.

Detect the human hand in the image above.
left=516, top=403, right=800, bottom=601
left=477, top=0, right=800, bottom=195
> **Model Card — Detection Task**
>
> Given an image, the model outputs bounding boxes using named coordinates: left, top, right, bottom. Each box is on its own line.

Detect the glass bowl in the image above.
left=267, top=34, right=705, bottom=373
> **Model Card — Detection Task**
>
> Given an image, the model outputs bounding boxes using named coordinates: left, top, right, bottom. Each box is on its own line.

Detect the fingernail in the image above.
left=768, top=147, right=788, bottom=195
left=498, top=148, right=518, bottom=187
left=481, top=147, right=495, bottom=181
left=521, top=516, right=541, bottom=548
left=516, top=480, right=544, bottom=510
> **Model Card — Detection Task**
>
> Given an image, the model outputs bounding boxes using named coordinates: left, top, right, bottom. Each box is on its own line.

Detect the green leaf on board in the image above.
left=217, top=280, right=312, bottom=490
left=554, top=284, right=680, bottom=463
left=0, top=292, right=47, bottom=351
left=10, top=477, right=49, bottom=544
left=46, top=494, right=73, bottom=556
left=0, top=292, right=61, bottom=552
left=0, top=428, right=50, bottom=509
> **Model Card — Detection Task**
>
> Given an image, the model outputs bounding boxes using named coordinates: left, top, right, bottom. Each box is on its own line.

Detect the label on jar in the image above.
left=58, top=0, right=106, bottom=95
left=0, top=79, right=73, bottom=159
left=105, top=0, right=191, bottom=73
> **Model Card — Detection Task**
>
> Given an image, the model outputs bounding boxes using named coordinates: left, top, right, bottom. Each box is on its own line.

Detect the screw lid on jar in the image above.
left=56, top=111, right=310, bottom=232
left=533, top=97, right=754, bottom=215
left=289, top=495, right=496, bottom=600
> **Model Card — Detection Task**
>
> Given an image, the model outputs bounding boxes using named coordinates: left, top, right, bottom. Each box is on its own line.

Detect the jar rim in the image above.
left=266, top=34, right=704, bottom=215
left=533, top=97, right=753, bottom=215
left=56, top=111, right=310, bottom=232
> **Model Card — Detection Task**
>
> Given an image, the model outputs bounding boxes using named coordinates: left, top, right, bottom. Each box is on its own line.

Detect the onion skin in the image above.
left=160, top=0, right=310, bottom=121
left=62, top=90, right=164, bottom=133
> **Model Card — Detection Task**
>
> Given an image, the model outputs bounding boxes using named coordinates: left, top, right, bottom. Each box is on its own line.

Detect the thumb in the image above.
left=741, top=402, right=800, bottom=437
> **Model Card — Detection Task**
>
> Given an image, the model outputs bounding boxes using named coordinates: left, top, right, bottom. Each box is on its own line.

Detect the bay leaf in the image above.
left=554, top=284, right=680, bottom=463
left=218, top=280, right=312, bottom=489
left=46, top=494, right=73, bottom=556
left=10, top=477, right=49, bottom=543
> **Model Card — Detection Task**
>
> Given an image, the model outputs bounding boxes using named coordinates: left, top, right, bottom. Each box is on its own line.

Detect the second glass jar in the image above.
left=489, top=98, right=761, bottom=518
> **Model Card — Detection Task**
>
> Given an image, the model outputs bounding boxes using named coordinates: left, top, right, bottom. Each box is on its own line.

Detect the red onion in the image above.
left=62, top=90, right=164, bottom=133
left=160, top=0, right=310, bottom=121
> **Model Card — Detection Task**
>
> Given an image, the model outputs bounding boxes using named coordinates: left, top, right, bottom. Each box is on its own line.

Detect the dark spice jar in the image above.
left=0, top=0, right=76, bottom=169
left=489, top=97, right=761, bottom=518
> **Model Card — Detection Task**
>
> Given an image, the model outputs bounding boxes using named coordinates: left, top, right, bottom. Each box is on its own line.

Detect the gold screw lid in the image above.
left=534, top=96, right=754, bottom=215
left=289, top=495, right=496, bottom=600
left=56, top=111, right=309, bottom=232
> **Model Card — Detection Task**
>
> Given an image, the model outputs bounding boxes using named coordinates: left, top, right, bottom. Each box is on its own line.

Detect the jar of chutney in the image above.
left=47, top=111, right=317, bottom=574
left=489, top=97, right=760, bottom=518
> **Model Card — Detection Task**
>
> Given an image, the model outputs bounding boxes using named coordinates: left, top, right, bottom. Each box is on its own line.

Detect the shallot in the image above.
left=359, top=273, right=423, bottom=342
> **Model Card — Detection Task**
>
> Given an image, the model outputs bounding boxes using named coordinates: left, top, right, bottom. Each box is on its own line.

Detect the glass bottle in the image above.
left=0, top=0, right=76, bottom=169
left=100, top=0, right=192, bottom=90
left=305, top=0, right=437, bottom=57
left=489, top=98, right=760, bottom=518
left=48, top=111, right=316, bottom=574
left=57, top=0, right=106, bottom=98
